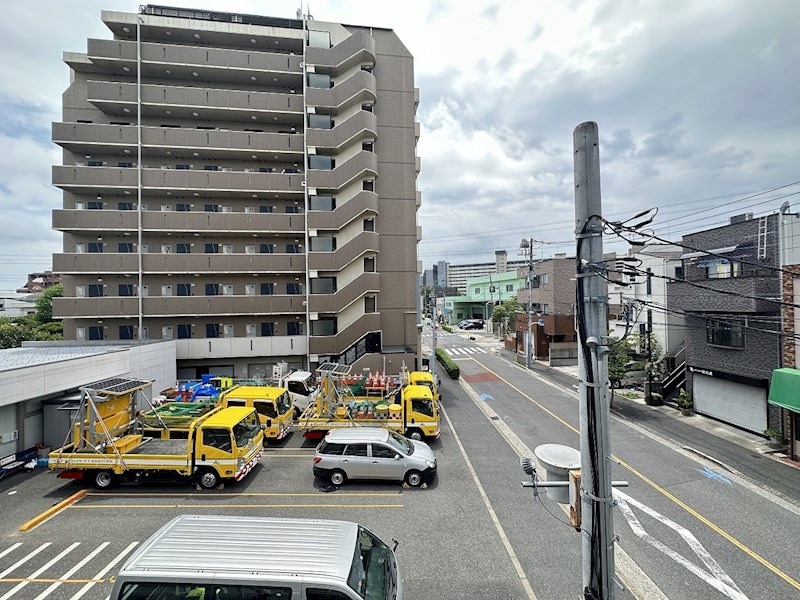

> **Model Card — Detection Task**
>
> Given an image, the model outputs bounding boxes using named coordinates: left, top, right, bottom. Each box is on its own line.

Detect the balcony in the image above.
left=308, top=272, right=380, bottom=313
left=309, top=313, right=381, bottom=355
left=52, top=122, right=304, bottom=162
left=53, top=252, right=306, bottom=275
left=305, top=70, right=377, bottom=114
left=307, top=192, right=378, bottom=230
left=307, top=232, right=379, bottom=271
left=306, top=31, right=376, bottom=75
left=52, top=165, right=304, bottom=197
left=306, top=151, right=377, bottom=192
left=307, top=111, right=377, bottom=153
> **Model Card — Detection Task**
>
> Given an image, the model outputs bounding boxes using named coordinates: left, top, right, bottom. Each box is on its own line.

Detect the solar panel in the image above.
left=316, top=362, right=352, bottom=376
left=81, top=377, right=152, bottom=396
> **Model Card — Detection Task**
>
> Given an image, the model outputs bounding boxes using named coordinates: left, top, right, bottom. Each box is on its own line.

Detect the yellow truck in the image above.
left=48, top=378, right=263, bottom=490
left=298, top=366, right=440, bottom=441
left=219, top=385, right=294, bottom=442
left=408, top=370, right=441, bottom=401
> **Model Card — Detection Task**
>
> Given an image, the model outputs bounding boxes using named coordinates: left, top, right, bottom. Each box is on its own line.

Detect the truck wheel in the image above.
left=93, top=470, right=117, bottom=490
left=406, top=429, right=424, bottom=441
left=197, top=468, right=220, bottom=490
left=329, top=469, right=347, bottom=486
left=405, top=470, right=423, bottom=487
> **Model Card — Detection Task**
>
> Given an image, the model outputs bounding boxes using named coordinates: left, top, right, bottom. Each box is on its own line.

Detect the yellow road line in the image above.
left=69, top=503, right=403, bottom=509
left=471, top=356, right=800, bottom=592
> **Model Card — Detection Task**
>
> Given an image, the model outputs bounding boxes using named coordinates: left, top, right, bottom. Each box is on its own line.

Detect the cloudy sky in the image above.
left=1, top=0, right=799, bottom=291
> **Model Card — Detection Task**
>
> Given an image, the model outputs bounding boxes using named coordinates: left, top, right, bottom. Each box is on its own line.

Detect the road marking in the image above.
left=20, top=489, right=88, bottom=532
left=466, top=355, right=800, bottom=594
left=616, top=491, right=746, bottom=599
left=69, top=541, right=139, bottom=600
left=441, top=404, right=539, bottom=600
left=0, top=543, right=22, bottom=560
left=32, top=542, right=110, bottom=600
left=0, top=543, right=51, bottom=580
left=92, top=491, right=400, bottom=497
left=696, top=467, right=732, bottom=485
left=0, top=542, right=80, bottom=600
left=70, top=503, right=404, bottom=509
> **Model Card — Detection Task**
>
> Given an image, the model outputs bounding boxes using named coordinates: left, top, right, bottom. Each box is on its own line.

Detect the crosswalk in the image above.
left=442, top=347, right=488, bottom=356
left=0, top=541, right=139, bottom=600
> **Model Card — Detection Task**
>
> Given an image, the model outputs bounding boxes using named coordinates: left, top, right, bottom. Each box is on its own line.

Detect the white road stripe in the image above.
left=615, top=491, right=746, bottom=599
left=0, top=542, right=80, bottom=600
left=0, top=543, right=22, bottom=560
left=69, top=541, right=139, bottom=600
left=33, top=542, right=110, bottom=600
left=0, top=542, right=50, bottom=579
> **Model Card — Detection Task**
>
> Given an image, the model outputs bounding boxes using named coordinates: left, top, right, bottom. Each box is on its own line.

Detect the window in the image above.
left=202, top=428, right=232, bottom=452
left=206, top=323, right=220, bottom=338
left=203, top=165, right=220, bottom=171
left=539, top=273, right=549, bottom=285
left=363, top=180, right=374, bottom=192
left=285, top=205, right=302, bottom=214
left=706, top=318, right=744, bottom=348
left=204, top=204, right=218, bottom=212
left=505, top=284, right=514, bottom=292
left=119, top=325, right=135, bottom=340
left=87, top=160, right=103, bottom=167
left=87, top=201, right=103, bottom=210
left=118, top=243, right=133, bottom=253
left=260, top=243, right=274, bottom=254
left=308, top=114, right=333, bottom=129
left=311, top=317, right=337, bottom=336
left=176, top=203, right=190, bottom=212
left=343, top=444, right=368, bottom=457
left=311, top=277, right=336, bottom=294
left=309, top=195, right=335, bottom=211
left=118, top=202, right=133, bottom=210
left=287, top=282, right=303, bottom=295
left=261, top=322, right=275, bottom=336
left=259, top=205, right=274, bottom=213
left=363, top=218, right=374, bottom=232
left=310, top=237, right=336, bottom=252
left=364, top=256, right=376, bottom=272
left=365, top=296, right=376, bottom=313
left=307, top=29, right=331, bottom=48
left=307, top=73, right=331, bottom=89
left=362, top=140, right=374, bottom=152
left=118, top=161, right=133, bottom=168
left=371, top=444, right=396, bottom=459
left=287, top=321, right=303, bottom=335
left=176, top=164, right=190, bottom=170
left=705, top=259, right=741, bottom=279
left=177, top=243, right=191, bottom=254
left=177, top=324, right=192, bottom=339
left=258, top=167, right=273, bottom=173
left=205, top=243, right=220, bottom=253
left=474, top=287, right=481, bottom=295
left=646, top=268, right=652, bottom=295
left=309, top=155, right=334, bottom=170
left=88, top=326, right=104, bottom=340
left=286, top=243, right=302, bottom=253
left=88, top=284, right=103, bottom=297
left=177, top=283, right=192, bottom=296
left=260, top=283, right=274, bottom=295
left=119, top=284, right=134, bottom=296
left=88, top=242, right=103, bottom=253
left=205, top=283, right=220, bottom=296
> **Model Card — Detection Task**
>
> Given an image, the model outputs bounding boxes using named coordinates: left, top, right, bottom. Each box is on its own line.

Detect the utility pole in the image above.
left=520, top=238, right=535, bottom=368
left=430, top=287, right=438, bottom=382
left=574, top=121, right=615, bottom=599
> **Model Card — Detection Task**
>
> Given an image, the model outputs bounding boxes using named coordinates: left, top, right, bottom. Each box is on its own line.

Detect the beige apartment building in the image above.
left=51, top=5, right=422, bottom=379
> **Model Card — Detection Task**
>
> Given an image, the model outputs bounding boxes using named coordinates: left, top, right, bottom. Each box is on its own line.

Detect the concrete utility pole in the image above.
left=519, top=239, right=535, bottom=368
left=573, top=121, right=616, bottom=599
left=430, top=288, right=438, bottom=382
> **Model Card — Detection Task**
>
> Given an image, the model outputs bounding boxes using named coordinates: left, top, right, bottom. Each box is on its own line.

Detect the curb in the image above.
left=20, top=488, right=87, bottom=532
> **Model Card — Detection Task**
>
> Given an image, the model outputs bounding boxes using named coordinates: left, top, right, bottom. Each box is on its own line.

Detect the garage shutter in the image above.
left=693, top=374, right=766, bottom=433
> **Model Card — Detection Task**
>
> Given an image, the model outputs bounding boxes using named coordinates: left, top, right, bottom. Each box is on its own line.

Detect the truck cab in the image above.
left=401, top=384, right=439, bottom=440
left=408, top=370, right=441, bottom=401
left=220, top=386, right=294, bottom=442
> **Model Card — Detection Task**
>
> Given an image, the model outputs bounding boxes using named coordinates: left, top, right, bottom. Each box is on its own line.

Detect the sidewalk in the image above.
left=546, top=362, right=799, bottom=470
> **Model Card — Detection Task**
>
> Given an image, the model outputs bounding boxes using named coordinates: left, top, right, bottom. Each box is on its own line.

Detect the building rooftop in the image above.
left=0, top=345, right=123, bottom=373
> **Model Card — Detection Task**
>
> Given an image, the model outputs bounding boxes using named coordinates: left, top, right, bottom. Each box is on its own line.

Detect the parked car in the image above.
left=313, top=427, right=437, bottom=487
left=457, top=319, right=470, bottom=328
left=462, top=319, right=484, bottom=330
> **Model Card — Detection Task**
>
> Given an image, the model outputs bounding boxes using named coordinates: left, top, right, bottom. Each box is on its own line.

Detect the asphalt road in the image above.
left=0, top=326, right=798, bottom=600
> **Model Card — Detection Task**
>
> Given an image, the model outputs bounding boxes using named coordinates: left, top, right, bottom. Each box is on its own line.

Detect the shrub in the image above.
left=763, top=427, right=781, bottom=441
left=435, top=347, right=460, bottom=379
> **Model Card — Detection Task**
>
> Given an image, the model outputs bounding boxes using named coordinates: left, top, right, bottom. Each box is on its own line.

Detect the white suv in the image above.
left=313, top=427, right=437, bottom=488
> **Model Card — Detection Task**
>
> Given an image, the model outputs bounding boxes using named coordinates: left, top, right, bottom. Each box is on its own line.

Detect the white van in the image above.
left=110, top=514, right=402, bottom=600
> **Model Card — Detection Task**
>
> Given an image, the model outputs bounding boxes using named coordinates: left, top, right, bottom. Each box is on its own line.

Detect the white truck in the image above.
left=271, top=362, right=319, bottom=417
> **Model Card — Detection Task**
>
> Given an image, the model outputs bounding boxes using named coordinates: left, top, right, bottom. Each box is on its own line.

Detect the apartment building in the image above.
left=51, top=5, right=421, bottom=378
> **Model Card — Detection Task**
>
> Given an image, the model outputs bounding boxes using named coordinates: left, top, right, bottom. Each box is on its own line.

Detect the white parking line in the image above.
left=0, top=542, right=80, bottom=600
left=33, top=542, right=111, bottom=600
left=68, top=541, right=139, bottom=600
left=0, top=542, right=51, bottom=579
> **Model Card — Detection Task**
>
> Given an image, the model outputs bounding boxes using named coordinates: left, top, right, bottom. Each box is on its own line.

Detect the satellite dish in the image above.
left=780, top=201, right=791, bottom=214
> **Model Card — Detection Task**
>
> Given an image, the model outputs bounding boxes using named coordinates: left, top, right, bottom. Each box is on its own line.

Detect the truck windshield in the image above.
left=276, top=391, right=292, bottom=415
left=232, top=413, right=261, bottom=446
left=411, top=398, right=434, bottom=418
left=348, top=527, right=397, bottom=600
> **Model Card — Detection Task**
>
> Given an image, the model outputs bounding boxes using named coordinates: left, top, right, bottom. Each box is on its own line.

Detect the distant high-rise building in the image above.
left=51, top=5, right=421, bottom=377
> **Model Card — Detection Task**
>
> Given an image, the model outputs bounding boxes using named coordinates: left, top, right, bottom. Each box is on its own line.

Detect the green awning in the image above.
left=768, top=368, right=800, bottom=412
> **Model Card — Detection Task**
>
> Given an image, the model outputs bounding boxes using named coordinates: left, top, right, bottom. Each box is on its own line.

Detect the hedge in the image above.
left=436, top=347, right=460, bottom=379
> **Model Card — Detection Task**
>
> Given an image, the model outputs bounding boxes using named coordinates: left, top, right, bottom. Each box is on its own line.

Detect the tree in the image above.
left=34, top=284, right=63, bottom=324
left=606, top=335, right=630, bottom=388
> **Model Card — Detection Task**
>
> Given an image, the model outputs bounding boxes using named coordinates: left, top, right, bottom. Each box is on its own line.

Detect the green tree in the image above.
left=34, top=284, right=63, bottom=323
left=606, top=335, right=630, bottom=388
